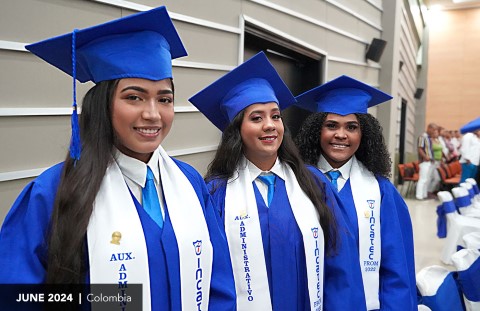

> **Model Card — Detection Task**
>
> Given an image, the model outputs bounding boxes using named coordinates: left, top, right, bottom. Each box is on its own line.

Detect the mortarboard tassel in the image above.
left=70, top=29, right=81, bottom=162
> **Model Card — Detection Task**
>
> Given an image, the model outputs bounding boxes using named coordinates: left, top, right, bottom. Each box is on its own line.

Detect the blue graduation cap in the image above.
left=189, top=51, right=296, bottom=131
left=26, top=6, right=187, bottom=83
left=460, top=117, right=480, bottom=134
left=295, top=75, right=392, bottom=115
left=25, top=6, right=187, bottom=161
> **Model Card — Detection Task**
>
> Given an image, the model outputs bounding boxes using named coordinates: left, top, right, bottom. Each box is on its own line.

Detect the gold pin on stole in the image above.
left=110, top=231, right=122, bottom=245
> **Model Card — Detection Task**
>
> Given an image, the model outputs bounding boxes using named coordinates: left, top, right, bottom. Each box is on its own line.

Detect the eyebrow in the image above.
left=120, top=86, right=173, bottom=95
left=248, top=107, right=280, bottom=115
left=324, top=120, right=359, bottom=125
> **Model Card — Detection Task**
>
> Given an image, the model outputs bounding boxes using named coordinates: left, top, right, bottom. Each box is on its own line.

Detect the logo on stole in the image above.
left=311, top=227, right=319, bottom=238
left=364, top=200, right=375, bottom=217
left=193, top=240, right=202, bottom=255
left=367, top=200, right=375, bottom=209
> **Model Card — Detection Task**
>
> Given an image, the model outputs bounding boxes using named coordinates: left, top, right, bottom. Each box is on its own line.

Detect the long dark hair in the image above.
left=46, top=80, right=118, bottom=283
left=46, top=78, right=176, bottom=283
left=295, top=112, right=392, bottom=178
left=205, top=111, right=337, bottom=251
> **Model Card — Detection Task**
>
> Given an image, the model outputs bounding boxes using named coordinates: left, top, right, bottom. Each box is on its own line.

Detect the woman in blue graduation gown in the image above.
left=189, top=52, right=366, bottom=311
left=0, top=7, right=235, bottom=311
left=295, top=75, right=417, bottom=311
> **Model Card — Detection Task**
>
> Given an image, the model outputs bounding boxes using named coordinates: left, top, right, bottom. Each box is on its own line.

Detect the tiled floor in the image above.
left=404, top=196, right=455, bottom=274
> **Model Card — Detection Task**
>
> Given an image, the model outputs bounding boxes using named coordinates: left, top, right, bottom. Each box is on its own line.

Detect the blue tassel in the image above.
left=70, top=107, right=81, bottom=161
left=69, top=29, right=81, bottom=162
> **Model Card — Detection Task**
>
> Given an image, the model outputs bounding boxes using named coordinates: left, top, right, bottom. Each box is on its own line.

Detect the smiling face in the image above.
left=112, top=78, right=174, bottom=163
left=320, top=113, right=361, bottom=168
left=240, top=102, right=284, bottom=171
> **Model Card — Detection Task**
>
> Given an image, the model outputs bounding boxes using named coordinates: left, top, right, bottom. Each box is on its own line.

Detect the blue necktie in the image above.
left=257, top=174, right=276, bottom=207
left=326, top=170, right=341, bottom=192
left=142, top=167, right=164, bottom=228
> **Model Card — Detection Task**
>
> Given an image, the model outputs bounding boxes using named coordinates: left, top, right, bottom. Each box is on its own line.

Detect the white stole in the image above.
left=225, top=158, right=324, bottom=310
left=87, top=146, right=213, bottom=311
left=350, top=157, right=381, bottom=310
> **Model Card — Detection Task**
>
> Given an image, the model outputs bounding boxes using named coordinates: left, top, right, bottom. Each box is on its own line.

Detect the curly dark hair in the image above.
left=205, top=110, right=337, bottom=252
left=295, top=112, right=392, bottom=178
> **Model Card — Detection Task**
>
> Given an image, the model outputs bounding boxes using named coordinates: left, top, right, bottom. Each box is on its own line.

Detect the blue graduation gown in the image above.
left=337, top=177, right=416, bottom=311
left=307, top=166, right=367, bottom=311
left=209, top=176, right=309, bottom=310
left=208, top=167, right=367, bottom=311
left=0, top=159, right=236, bottom=311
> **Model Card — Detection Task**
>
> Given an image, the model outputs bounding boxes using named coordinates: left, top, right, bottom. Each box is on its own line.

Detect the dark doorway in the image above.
left=398, top=98, right=407, bottom=184
left=244, top=26, right=323, bottom=138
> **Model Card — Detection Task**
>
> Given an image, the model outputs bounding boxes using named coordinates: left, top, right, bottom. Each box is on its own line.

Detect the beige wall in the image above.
left=0, top=0, right=420, bottom=223
left=426, top=8, right=480, bottom=131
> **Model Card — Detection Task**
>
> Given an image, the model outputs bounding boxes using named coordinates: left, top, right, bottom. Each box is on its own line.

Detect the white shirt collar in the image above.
left=244, top=156, right=285, bottom=182
left=317, top=155, right=354, bottom=180
left=114, top=148, right=160, bottom=187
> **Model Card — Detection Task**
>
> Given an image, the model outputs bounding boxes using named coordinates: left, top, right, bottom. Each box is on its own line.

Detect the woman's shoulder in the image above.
left=2, top=162, right=64, bottom=229
left=306, top=164, right=319, bottom=173
left=305, top=164, right=323, bottom=175
left=375, top=175, right=404, bottom=198
left=36, top=162, right=64, bottom=182
left=170, top=157, right=203, bottom=181
left=306, top=164, right=329, bottom=183
left=169, top=158, right=213, bottom=205
left=205, top=177, right=228, bottom=195
left=23, top=162, right=65, bottom=196
left=375, top=175, right=394, bottom=188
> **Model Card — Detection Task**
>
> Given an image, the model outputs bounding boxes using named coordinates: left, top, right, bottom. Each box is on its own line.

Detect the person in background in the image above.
left=459, top=129, right=480, bottom=183
left=294, top=75, right=417, bottom=311
left=437, top=126, right=450, bottom=161
left=428, top=126, right=445, bottom=196
left=450, top=130, right=461, bottom=161
left=190, top=52, right=366, bottom=311
left=442, top=130, right=458, bottom=163
left=416, top=123, right=441, bottom=200
left=0, top=7, right=235, bottom=310
left=453, top=130, right=463, bottom=149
